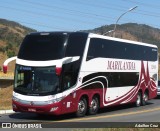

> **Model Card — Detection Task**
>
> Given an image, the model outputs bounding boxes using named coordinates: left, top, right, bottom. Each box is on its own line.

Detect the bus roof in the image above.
left=88, top=33, right=157, bottom=48
left=27, top=32, right=157, bottom=48
left=28, top=31, right=88, bottom=36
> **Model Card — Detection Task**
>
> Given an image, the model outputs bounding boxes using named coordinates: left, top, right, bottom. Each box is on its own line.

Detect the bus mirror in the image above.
left=3, top=56, right=17, bottom=74
left=3, top=65, right=7, bottom=74
left=55, top=67, right=62, bottom=76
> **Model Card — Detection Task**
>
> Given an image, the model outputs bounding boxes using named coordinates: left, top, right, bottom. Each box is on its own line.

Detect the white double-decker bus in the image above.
left=3, top=32, right=158, bottom=117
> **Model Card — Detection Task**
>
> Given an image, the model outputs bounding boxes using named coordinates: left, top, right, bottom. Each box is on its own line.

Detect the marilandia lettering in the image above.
left=107, top=61, right=136, bottom=70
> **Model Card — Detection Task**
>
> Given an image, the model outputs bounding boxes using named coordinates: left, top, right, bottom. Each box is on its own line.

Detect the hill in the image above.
left=0, top=18, right=36, bottom=71
left=85, top=23, right=160, bottom=49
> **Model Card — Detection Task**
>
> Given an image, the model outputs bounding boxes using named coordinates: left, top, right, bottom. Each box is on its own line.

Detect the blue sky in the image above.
left=0, top=0, right=160, bottom=31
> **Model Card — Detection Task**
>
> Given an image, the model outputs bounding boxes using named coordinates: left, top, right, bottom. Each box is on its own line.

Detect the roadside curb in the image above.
left=0, top=110, right=14, bottom=115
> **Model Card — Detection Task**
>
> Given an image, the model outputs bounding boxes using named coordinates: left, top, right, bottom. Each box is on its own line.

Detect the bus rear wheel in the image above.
left=88, top=96, right=99, bottom=115
left=142, top=92, right=148, bottom=106
left=135, top=92, right=142, bottom=107
left=76, top=97, right=87, bottom=117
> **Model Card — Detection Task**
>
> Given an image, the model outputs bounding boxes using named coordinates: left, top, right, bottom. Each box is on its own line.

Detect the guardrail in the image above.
left=0, top=71, right=14, bottom=80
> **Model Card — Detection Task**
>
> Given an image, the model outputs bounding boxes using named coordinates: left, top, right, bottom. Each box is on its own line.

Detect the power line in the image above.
left=8, top=0, right=160, bottom=23
left=19, top=0, right=146, bottom=24
left=122, top=0, right=160, bottom=9
left=0, top=5, right=107, bottom=26
left=17, top=0, right=118, bottom=22
left=98, top=0, right=160, bottom=17
left=60, top=0, right=160, bottom=20
left=0, top=17, right=69, bottom=31
left=59, top=0, right=160, bottom=27
left=1, top=0, right=132, bottom=28
left=1, top=0, right=160, bottom=30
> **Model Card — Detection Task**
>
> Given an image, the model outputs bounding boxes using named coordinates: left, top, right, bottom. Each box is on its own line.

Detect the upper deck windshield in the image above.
left=18, top=33, right=68, bottom=61
left=14, top=65, right=60, bottom=96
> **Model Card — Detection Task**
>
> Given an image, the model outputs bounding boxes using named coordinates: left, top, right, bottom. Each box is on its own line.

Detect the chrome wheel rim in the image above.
left=91, top=99, right=98, bottom=112
left=78, top=100, right=85, bottom=113
left=143, top=93, right=148, bottom=102
left=136, top=94, right=141, bottom=106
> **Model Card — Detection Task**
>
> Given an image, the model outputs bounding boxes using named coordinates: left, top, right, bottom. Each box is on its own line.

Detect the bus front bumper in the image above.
left=12, top=100, right=62, bottom=115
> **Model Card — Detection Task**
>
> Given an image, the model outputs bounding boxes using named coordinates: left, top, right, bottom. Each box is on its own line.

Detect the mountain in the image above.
left=0, top=18, right=36, bottom=57
left=0, top=18, right=36, bottom=71
left=85, top=23, right=160, bottom=49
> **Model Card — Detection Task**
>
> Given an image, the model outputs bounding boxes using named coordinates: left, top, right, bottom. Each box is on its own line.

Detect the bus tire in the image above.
left=76, top=97, right=87, bottom=117
left=135, top=92, right=141, bottom=107
left=142, top=91, right=148, bottom=106
left=88, top=96, right=99, bottom=115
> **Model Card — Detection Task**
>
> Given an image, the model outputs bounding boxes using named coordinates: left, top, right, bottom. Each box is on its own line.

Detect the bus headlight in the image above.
left=47, top=97, right=63, bottom=104
left=12, top=96, right=20, bottom=102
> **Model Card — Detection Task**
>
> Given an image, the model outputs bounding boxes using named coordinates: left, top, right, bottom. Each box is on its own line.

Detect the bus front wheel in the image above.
left=76, top=97, right=87, bottom=117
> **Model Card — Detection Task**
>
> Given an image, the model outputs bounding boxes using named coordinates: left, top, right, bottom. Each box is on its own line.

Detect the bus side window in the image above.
left=86, top=39, right=100, bottom=61
left=63, top=72, right=72, bottom=89
left=86, top=43, right=96, bottom=61
left=86, top=47, right=95, bottom=61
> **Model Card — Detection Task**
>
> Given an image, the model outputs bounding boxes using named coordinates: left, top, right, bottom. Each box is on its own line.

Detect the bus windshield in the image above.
left=14, top=65, right=60, bottom=96
left=18, top=33, right=68, bottom=61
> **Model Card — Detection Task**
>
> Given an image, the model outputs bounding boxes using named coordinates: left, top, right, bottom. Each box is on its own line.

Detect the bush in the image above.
left=7, top=50, right=15, bottom=58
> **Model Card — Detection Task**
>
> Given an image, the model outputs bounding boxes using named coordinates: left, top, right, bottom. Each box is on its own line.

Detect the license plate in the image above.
left=28, top=108, right=36, bottom=112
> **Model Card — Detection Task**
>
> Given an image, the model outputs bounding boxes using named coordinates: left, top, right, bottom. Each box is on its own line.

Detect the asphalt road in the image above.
left=1, top=96, right=160, bottom=128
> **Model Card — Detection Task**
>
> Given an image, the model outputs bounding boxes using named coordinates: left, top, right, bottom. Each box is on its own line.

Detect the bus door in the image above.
left=61, top=71, right=77, bottom=113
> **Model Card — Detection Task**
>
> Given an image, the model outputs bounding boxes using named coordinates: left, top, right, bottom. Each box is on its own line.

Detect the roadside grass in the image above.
left=0, top=85, right=13, bottom=110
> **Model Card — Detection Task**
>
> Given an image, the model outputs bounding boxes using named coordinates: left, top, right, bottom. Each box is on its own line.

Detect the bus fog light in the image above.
left=12, top=104, right=17, bottom=109
left=50, top=107, right=58, bottom=112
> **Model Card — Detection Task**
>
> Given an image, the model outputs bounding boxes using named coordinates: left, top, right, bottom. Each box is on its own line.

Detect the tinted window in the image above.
left=82, top=72, right=139, bottom=88
left=61, top=61, right=79, bottom=91
left=18, top=34, right=68, bottom=61
left=87, top=38, right=157, bottom=61
left=107, top=72, right=139, bottom=87
left=14, top=65, right=60, bottom=96
left=65, top=33, right=88, bottom=57
left=62, top=33, right=88, bottom=89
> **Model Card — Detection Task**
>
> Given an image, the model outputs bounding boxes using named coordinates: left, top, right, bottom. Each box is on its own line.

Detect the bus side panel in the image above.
left=79, top=59, right=157, bottom=108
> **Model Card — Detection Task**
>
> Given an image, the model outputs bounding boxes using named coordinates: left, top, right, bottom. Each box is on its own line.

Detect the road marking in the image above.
left=52, top=107, right=160, bottom=122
